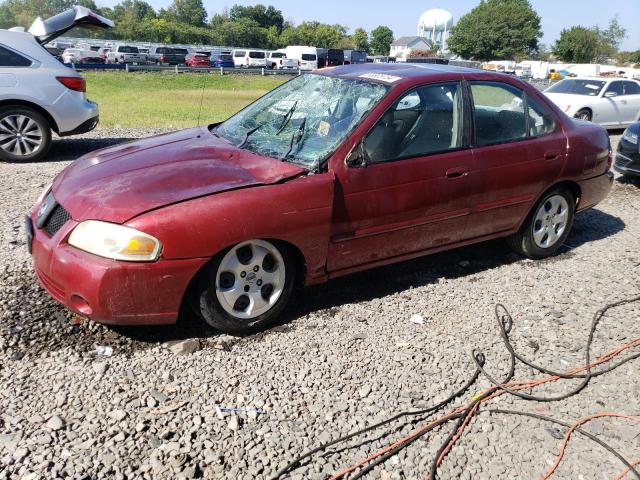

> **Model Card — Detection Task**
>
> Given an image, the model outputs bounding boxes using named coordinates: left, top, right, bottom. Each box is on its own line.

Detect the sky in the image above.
left=97, top=0, right=640, bottom=51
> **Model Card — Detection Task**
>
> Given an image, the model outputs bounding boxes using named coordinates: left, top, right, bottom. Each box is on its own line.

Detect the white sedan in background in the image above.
left=543, top=77, right=640, bottom=129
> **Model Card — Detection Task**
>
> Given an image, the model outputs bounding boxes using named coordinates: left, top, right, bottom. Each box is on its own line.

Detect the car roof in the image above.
left=318, top=62, right=513, bottom=87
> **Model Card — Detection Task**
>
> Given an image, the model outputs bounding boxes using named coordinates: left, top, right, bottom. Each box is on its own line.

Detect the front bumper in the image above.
left=614, top=152, right=640, bottom=177
left=27, top=210, right=208, bottom=326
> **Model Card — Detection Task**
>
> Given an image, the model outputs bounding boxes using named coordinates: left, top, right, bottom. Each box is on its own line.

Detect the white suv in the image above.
left=0, top=6, right=112, bottom=162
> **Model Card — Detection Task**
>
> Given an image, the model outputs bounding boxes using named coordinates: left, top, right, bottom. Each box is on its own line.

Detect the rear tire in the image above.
left=0, top=106, right=51, bottom=163
left=197, top=239, right=296, bottom=335
left=575, top=109, right=592, bottom=122
left=507, top=186, right=575, bottom=259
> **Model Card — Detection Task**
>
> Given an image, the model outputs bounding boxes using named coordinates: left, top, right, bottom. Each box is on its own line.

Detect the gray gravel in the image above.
left=1, top=128, right=639, bottom=480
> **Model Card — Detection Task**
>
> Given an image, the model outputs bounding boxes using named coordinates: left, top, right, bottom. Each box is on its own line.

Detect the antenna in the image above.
left=196, top=67, right=206, bottom=127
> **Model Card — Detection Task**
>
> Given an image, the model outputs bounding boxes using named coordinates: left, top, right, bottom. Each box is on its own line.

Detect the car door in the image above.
left=620, top=81, right=640, bottom=124
left=601, top=81, right=626, bottom=126
left=327, top=81, right=475, bottom=273
left=466, top=81, right=566, bottom=239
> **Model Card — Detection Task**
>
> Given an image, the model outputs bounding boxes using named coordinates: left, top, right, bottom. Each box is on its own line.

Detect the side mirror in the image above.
left=346, top=141, right=367, bottom=168
left=604, top=91, right=618, bottom=98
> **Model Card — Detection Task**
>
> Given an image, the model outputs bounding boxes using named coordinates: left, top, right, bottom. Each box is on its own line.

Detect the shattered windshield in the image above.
left=215, top=73, right=389, bottom=170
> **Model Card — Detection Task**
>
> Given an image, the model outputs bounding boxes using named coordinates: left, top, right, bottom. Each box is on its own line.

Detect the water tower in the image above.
left=417, top=8, right=454, bottom=51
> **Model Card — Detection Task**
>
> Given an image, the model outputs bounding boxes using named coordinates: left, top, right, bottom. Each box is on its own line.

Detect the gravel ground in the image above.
left=1, top=127, right=639, bottom=480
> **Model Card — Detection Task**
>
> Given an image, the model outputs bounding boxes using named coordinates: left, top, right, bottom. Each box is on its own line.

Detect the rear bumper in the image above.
left=28, top=212, right=208, bottom=325
left=576, top=171, right=614, bottom=212
left=58, top=115, right=98, bottom=136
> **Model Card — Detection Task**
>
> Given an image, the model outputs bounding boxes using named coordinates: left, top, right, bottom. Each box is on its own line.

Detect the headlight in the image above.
left=68, top=220, right=162, bottom=261
left=36, top=183, right=52, bottom=204
left=623, top=130, right=638, bottom=145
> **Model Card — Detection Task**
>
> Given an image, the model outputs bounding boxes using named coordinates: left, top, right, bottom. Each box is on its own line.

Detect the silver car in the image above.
left=0, top=6, right=113, bottom=162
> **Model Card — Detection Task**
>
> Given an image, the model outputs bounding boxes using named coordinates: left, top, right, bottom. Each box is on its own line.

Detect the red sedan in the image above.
left=185, top=52, right=210, bottom=68
left=27, top=64, right=613, bottom=334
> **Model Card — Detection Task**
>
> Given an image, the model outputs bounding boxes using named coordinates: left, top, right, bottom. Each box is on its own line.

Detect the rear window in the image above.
left=156, top=47, right=174, bottom=54
left=271, top=52, right=285, bottom=58
left=0, top=46, right=32, bottom=67
left=234, top=51, right=246, bottom=57
left=301, top=54, right=317, bottom=61
left=249, top=51, right=265, bottom=59
left=546, top=79, right=605, bottom=96
left=173, top=49, right=188, bottom=55
left=119, top=46, right=139, bottom=53
left=220, top=54, right=232, bottom=61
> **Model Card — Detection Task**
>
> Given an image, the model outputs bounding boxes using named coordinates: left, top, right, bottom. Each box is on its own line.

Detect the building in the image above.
left=391, top=8, right=454, bottom=61
left=390, top=36, right=435, bottom=61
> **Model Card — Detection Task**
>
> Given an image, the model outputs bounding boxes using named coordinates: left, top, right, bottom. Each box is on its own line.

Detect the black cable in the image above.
left=269, top=356, right=486, bottom=479
left=486, top=409, right=640, bottom=480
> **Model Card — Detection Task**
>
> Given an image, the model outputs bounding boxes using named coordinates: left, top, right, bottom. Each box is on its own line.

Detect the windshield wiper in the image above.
left=275, top=100, right=298, bottom=135
left=237, top=124, right=263, bottom=149
left=282, top=117, right=307, bottom=161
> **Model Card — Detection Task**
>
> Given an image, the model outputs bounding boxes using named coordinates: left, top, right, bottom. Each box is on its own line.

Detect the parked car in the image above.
left=283, top=46, right=317, bottom=70
left=27, top=64, right=613, bottom=334
left=185, top=52, right=210, bottom=68
left=97, top=46, right=110, bottom=61
left=232, top=49, right=267, bottom=68
left=62, top=48, right=103, bottom=64
left=343, top=50, right=367, bottom=65
left=106, top=44, right=145, bottom=64
left=266, top=51, right=297, bottom=69
left=0, top=6, right=112, bottom=162
left=137, top=46, right=149, bottom=63
left=210, top=51, right=234, bottom=68
left=147, top=46, right=186, bottom=65
left=614, top=122, right=640, bottom=177
left=544, top=77, right=640, bottom=128
left=45, top=46, right=63, bottom=62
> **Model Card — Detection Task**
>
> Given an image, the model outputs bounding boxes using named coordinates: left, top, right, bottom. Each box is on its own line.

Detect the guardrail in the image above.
left=69, top=63, right=303, bottom=76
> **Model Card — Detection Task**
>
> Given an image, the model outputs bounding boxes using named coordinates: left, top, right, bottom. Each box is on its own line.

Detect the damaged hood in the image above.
left=52, top=127, right=306, bottom=224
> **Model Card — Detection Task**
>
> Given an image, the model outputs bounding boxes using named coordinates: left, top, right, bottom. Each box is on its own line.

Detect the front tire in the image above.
left=197, top=239, right=296, bottom=335
left=507, top=187, right=575, bottom=259
left=0, top=106, right=51, bottom=162
left=575, top=109, right=592, bottom=122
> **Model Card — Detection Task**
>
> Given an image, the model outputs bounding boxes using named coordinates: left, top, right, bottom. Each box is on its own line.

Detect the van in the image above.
left=232, top=49, right=267, bottom=68
left=283, top=46, right=317, bottom=70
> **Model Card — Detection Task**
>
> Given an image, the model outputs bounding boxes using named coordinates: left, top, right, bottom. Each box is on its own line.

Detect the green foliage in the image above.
left=229, top=4, right=283, bottom=32
left=552, top=26, right=601, bottom=63
left=0, top=1, right=392, bottom=54
left=370, top=25, right=394, bottom=55
left=447, top=0, right=542, bottom=61
left=553, top=17, right=627, bottom=63
left=162, top=0, right=207, bottom=27
left=616, top=50, right=640, bottom=66
left=351, top=27, right=370, bottom=53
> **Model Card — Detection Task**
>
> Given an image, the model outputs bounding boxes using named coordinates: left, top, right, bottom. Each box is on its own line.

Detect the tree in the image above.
left=229, top=4, right=284, bottom=33
left=370, top=25, right=394, bottom=55
left=351, top=27, right=370, bottom=53
left=163, top=0, right=206, bottom=27
left=448, top=0, right=542, bottom=60
left=616, top=50, right=640, bottom=66
left=553, top=17, right=627, bottom=63
left=552, top=26, right=601, bottom=63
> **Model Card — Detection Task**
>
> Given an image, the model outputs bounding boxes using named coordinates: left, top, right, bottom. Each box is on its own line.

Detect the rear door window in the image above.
left=606, top=81, right=624, bottom=96
left=470, top=81, right=526, bottom=146
left=0, top=46, right=32, bottom=67
left=527, top=96, right=556, bottom=137
left=623, top=81, right=640, bottom=95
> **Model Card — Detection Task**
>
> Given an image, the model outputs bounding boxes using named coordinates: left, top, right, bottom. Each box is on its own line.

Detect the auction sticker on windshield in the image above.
left=359, top=73, right=402, bottom=83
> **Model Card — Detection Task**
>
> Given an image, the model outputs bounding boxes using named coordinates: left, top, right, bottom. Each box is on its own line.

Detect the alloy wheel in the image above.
left=215, top=240, right=286, bottom=320
left=532, top=194, right=569, bottom=249
left=0, top=114, right=43, bottom=156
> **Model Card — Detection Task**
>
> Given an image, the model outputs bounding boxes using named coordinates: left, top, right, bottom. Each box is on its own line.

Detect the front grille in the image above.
left=43, top=204, right=71, bottom=236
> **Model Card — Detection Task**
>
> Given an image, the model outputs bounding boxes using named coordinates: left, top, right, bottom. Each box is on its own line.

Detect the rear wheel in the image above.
left=507, top=187, right=575, bottom=259
left=575, top=109, right=592, bottom=121
left=197, top=239, right=295, bottom=335
left=0, top=106, right=51, bottom=163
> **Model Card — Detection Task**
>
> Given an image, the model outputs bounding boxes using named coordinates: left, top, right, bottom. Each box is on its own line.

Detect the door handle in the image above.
left=621, top=100, right=628, bottom=105
left=445, top=167, right=468, bottom=178
left=544, top=151, right=560, bottom=160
